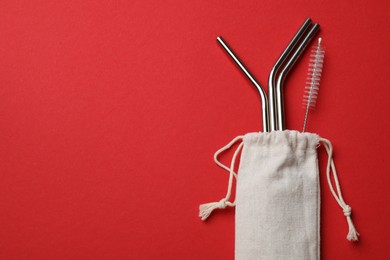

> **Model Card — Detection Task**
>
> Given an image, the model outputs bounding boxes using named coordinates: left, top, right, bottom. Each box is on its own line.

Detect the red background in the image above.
left=0, top=1, right=389, bottom=259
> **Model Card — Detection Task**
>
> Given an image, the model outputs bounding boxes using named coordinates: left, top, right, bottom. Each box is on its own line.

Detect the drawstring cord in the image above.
left=320, top=137, right=360, bottom=242
left=199, top=136, right=243, bottom=221
left=199, top=135, right=359, bottom=241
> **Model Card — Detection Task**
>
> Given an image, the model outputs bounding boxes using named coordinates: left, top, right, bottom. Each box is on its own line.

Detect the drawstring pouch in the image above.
left=199, top=130, right=359, bottom=260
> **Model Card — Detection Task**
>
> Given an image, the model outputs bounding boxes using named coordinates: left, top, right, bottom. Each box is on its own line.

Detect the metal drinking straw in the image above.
left=268, top=18, right=312, bottom=131
left=217, top=36, right=270, bottom=132
left=275, top=23, right=320, bottom=130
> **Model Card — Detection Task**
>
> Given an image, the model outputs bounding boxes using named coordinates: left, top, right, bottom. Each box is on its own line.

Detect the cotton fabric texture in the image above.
left=236, top=131, right=320, bottom=260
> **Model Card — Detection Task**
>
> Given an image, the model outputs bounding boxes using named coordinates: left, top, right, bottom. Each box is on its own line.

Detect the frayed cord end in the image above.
left=347, top=224, right=359, bottom=242
left=343, top=205, right=360, bottom=242
left=199, top=198, right=233, bottom=221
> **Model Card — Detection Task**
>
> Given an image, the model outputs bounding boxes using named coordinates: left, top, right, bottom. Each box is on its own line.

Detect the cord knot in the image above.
left=199, top=198, right=234, bottom=221
left=343, top=205, right=352, bottom=217
left=217, top=198, right=228, bottom=209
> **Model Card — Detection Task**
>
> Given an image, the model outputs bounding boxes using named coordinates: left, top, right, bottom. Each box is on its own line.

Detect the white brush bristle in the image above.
left=303, top=37, right=324, bottom=109
left=302, top=37, right=325, bottom=132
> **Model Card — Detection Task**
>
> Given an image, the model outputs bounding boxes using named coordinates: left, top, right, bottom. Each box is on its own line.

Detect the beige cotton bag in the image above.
left=199, top=130, right=359, bottom=260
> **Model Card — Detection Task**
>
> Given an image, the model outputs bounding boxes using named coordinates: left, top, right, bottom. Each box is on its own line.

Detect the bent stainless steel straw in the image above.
left=217, top=36, right=269, bottom=132
left=268, top=18, right=312, bottom=131
left=275, top=23, right=320, bottom=130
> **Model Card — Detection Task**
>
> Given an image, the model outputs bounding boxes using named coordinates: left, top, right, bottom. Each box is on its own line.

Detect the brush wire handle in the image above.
left=302, top=37, right=324, bottom=132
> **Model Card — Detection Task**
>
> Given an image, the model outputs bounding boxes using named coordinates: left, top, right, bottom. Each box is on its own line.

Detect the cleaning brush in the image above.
left=302, top=37, right=324, bottom=132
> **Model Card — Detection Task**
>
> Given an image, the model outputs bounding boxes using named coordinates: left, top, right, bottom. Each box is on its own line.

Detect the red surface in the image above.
left=0, top=1, right=389, bottom=259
